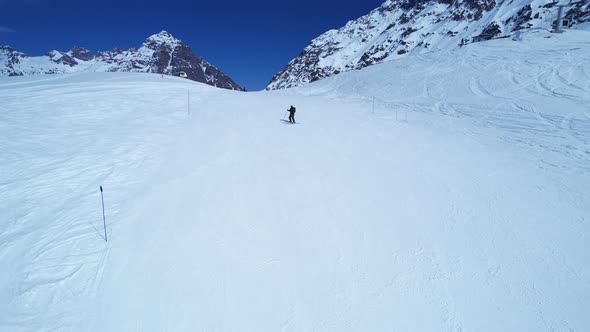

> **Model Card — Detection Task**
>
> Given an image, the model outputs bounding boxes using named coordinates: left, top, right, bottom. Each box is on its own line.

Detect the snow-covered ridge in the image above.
left=0, top=31, right=244, bottom=91
left=267, top=0, right=590, bottom=90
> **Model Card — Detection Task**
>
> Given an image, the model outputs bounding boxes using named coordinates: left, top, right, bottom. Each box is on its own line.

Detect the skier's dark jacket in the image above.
left=288, top=106, right=296, bottom=113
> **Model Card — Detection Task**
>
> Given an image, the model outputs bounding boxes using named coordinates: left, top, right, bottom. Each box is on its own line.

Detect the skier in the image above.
left=287, top=105, right=296, bottom=123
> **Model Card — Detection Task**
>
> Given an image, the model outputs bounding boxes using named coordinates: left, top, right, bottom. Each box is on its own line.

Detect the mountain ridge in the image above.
left=266, top=0, right=590, bottom=90
left=0, top=31, right=244, bottom=91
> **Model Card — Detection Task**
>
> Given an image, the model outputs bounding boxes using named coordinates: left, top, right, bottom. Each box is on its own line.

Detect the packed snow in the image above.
left=1, top=29, right=589, bottom=331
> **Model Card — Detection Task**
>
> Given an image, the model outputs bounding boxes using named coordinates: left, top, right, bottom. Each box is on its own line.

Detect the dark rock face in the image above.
left=565, top=1, right=590, bottom=24
left=45, top=51, right=79, bottom=67
left=472, top=22, right=502, bottom=42
left=70, top=47, right=94, bottom=61
left=95, top=48, right=125, bottom=65
left=266, top=0, right=590, bottom=90
left=0, top=31, right=244, bottom=91
left=507, top=5, right=533, bottom=31
left=1, top=46, right=27, bottom=64
left=0, top=46, right=28, bottom=76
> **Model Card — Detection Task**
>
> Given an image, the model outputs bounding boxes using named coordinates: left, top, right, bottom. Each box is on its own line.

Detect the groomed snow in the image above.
left=1, top=30, right=589, bottom=331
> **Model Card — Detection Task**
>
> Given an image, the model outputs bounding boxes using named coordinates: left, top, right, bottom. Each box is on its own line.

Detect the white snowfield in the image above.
left=1, top=30, right=589, bottom=331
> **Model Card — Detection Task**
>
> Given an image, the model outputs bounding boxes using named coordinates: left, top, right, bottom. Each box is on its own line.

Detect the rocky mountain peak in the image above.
left=143, top=30, right=182, bottom=49
left=1, top=46, right=28, bottom=60
left=155, top=30, right=174, bottom=38
left=0, top=31, right=244, bottom=90
left=0, top=46, right=28, bottom=76
left=69, top=46, right=94, bottom=61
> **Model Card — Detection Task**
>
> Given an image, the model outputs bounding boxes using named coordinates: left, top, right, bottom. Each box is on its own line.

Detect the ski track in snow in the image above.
left=1, top=30, right=590, bottom=331
left=301, top=30, right=590, bottom=173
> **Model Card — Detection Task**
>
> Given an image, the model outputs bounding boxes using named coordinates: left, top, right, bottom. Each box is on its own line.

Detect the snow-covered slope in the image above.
left=0, top=31, right=243, bottom=90
left=1, top=29, right=589, bottom=331
left=267, top=0, right=590, bottom=90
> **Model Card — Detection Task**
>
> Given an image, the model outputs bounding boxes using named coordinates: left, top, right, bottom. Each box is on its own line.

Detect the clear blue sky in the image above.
left=0, top=0, right=384, bottom=90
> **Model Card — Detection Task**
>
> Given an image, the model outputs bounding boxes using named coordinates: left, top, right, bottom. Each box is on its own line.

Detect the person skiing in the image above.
left=287, top=105, right=296, bottom=123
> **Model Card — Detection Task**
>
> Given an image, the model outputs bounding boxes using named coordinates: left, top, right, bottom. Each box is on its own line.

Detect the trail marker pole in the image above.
left=100, top=186, right=107, bottom=242
left=187, top=90, right=190, bottom=116
left=372, top=97, right=375, bottom=115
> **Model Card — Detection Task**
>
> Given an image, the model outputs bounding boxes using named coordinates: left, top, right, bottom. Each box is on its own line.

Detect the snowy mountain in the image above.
left=267, top=0, right=590, bottom=90
left=0, top=31, right=243, bottom=90
left=1, top=28, right=589, bottom=331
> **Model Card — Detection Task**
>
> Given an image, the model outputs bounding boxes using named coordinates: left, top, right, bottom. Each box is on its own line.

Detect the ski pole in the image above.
left=282, top=111, right=288, bottom=120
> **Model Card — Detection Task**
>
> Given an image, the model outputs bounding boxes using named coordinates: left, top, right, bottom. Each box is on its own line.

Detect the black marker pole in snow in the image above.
left=100, top=186, right=107, bottom=242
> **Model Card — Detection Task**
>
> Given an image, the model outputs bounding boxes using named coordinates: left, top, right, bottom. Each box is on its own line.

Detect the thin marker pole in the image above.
left=100, top=186, right=107, bottom=242
left=187, top=90, right=190, bottom=116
